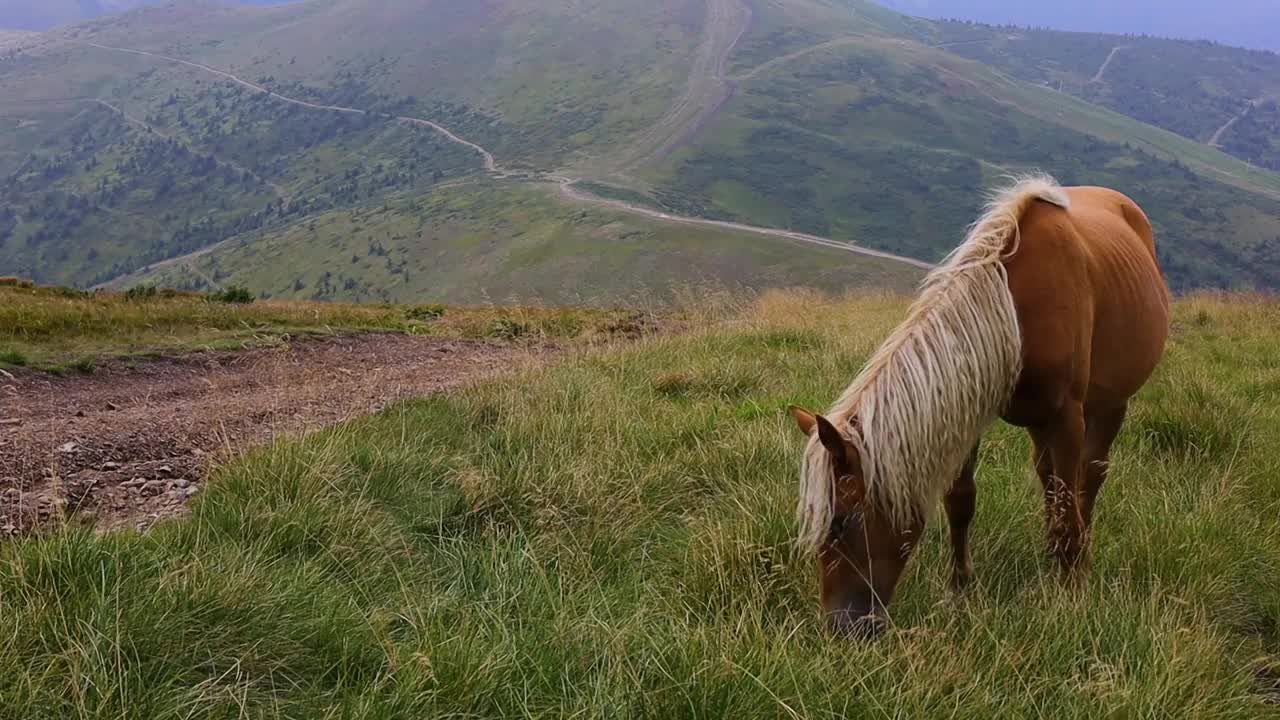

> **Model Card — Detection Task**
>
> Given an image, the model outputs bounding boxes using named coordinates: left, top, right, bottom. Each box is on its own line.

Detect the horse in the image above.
left=787, top=174, right=1170, bottom=638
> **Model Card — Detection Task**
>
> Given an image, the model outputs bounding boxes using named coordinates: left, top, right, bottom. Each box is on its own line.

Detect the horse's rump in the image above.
left=1005, top=185, right=1170, bottom=415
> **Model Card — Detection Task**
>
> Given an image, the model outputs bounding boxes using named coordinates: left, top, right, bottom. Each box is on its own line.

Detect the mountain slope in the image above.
left=2, top=0, right=1280, bottom=298
left=875, top=0, right=1280, bottom=52
left=904, top=19, right=1280, bottom=173
left=128, top=183, right=924, bottom=304
left=617, top=0, right=1280, bottom=289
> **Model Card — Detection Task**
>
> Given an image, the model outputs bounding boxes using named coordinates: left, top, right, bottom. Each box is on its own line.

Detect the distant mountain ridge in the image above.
left=876, top=0, right=1280, bottom=51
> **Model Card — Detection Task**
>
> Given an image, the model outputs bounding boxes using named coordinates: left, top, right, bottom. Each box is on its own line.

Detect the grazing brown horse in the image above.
left=788, top=175, right=1169, bottom=638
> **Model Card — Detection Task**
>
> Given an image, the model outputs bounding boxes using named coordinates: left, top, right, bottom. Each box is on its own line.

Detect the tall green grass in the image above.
left=2, top=290, right=1277, bottom=717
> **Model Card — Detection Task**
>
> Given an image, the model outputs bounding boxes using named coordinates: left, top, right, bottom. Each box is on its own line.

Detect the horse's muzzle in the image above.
left=827, top=609, right=886, bottom=640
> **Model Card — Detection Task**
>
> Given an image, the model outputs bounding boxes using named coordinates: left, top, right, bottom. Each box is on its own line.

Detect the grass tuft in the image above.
left=0, top=349, right=26, bottom=367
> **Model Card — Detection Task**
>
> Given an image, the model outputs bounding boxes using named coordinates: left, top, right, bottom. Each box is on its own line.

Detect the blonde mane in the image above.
left=796, top=174, right=1071, bottom=549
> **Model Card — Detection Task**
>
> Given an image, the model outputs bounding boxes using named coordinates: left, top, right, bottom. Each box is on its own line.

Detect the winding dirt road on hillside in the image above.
left=731, top=36, right=870, bottom=82
left=613, top=0, right=753, bottom=170
left=80, top=28, right=933, bottom=281
left=1091, top=45, right=1127, bottom=84
left=556, top=179, right=933, bottom=268
left=0, top=334, right=554, bottom=537
left=1208, top=99, right=1260, bottom=147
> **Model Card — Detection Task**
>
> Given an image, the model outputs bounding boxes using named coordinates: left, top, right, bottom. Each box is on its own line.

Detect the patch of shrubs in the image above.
left=125, top=285, right=158, bottom=302
left=406, top=304, right=446, bottom=321
left=125, top=285, right=185, bottom=302
left=489, top=317, right=532, bottom=340
left=209, top=285, right=255, bottom=304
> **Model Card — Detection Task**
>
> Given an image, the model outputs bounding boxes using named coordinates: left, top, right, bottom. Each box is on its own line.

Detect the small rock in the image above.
left=184, top=486, right=199, bottom=498
left=106, top=402, right=120, bottom=411
left=102, top=461, right=122, bottom=471
left=157, top=465, right=173, bottom=476
left=174, top=478, right=190, bottom=489
left=57, top=442, right=79, bottom=454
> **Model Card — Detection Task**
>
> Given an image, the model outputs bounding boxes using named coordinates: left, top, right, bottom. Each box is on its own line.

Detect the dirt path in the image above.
left=731, top=36, right=868, bottom=82
left=1091, top=45, right=1127, bottom=84
left=613, top=0, right=752, bottom=170
left=1208, top=99, right=1258, bottom=147
left=85, top=43, right=367, bottom=115
left=0, top=334, right=553, bottom=537
left=556, top=178, right=934, bottom=269
left=85, top=42, right=500, bottom=174
left=96, top=235, right=230, bottom=290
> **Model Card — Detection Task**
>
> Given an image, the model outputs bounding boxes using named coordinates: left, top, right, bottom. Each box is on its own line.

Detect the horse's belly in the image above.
left=1086, top=283, right=1169, bottom=407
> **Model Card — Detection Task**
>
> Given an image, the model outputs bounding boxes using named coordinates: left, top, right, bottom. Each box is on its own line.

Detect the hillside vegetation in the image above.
left=2, top=290, right=1278, bottom=716
left=1, top=0, right=1280, bottom=296
left=0, top=277, right=638, bottom=369
left=915, top=19, right=1280, bottom=171
left=129, top=183, right=923, bottom=305
left=625, top=1, right=1280, bottom=289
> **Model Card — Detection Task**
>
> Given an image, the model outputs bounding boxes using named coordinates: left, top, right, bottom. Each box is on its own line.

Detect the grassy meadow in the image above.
left=2, top=289, right=1278, bottom=717
left=0, top=278, right=636, bottom=369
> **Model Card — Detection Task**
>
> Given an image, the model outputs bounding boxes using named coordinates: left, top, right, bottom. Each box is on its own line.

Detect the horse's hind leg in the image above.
left=1031, top=404, right=1088, bottom=578
left=1031, top=433, right=1054, bottom=520
left=943, top=443, right=980, bottom=593
left=1082, top=403, right=1128, bottom=530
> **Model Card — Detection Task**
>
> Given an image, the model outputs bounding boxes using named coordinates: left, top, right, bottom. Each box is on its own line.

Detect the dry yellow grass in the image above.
left=0, top=279, right=642, bottom=368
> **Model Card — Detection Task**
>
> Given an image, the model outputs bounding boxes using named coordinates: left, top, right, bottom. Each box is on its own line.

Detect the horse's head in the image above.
left=789, top=406, right=924, bottom=639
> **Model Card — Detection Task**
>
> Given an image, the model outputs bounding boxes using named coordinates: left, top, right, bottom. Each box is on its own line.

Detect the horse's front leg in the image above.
left=943, top=443, right=980, bottom=593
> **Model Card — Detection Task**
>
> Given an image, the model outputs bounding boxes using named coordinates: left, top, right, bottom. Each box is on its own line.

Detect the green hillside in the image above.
left=1, top=0, right=1279, bottom=297
left=130, top=183, right=923, bottom=305
left=624, top=2, right=1280, bottom=289
left=915, top=19, right=1280, bottom=171
left=4, top=291, right=1278, bottom=715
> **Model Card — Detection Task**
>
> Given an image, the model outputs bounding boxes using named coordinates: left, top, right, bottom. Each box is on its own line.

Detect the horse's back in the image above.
left=1004, top=185, right=1169, bottom=421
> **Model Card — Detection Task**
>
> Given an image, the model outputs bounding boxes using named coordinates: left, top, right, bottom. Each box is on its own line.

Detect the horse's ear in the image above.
left=788, top=405, right=818, bottom=436
left=814, top=415, right=853, bottom=460
left=790, top=406, right=855, bottom=465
